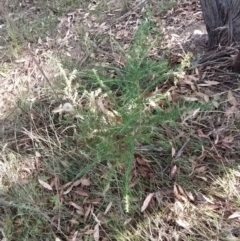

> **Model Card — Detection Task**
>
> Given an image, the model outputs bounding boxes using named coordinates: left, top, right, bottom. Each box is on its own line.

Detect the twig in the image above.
left=171, top=138, right=190, bottom=164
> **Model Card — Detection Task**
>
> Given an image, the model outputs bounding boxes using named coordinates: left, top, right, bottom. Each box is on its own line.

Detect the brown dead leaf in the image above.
left=63, top=185, right=74, bottom=195
left=72, top=178, right=83, bottom=187
left=84, top=229, right=95, bottom=235
left=197, top=129, right=209, bottom=138
left=38, top=179, right=53, bottom=191
left=182, top=78, right=195, bottom=90
left=155, top=191, right=164, bottom=207
left=171, top=143, right=176, bottom=157
left=141, top=193, right=155, bottom=212
left=194, top=191, right=214, bottom=204
left=104, top=202, right=113, bottom=215
left=193, top=165, right=207, bottom=174
left=173, top=183, right=188, bottom=202
left=75, top=189, right=89, bottom=197
left=225, top=106, right=240, bottom=118
left=195, top=91, right=209, bottom=102
left=182, top=109, right=200, bottom=123
left=183, top=96, right=199, bottom=102
left=188, top=75, right=199, bottom=81
left=69, top=219, right=79, bottom=225
left=61, top=181, right=72, bottom=189
left=176, top=218, right=191, bottom=230
left=93, top=223, right=100, bottom=241
left=222, top=135, right=234, bottom=144
left=199, top=81, right=219, bottom=86
left=227, top=91, right=237, bottom=106
left=138, top=166, right=150, bottom=177
left=135, top=155, right=151, bottom=167
left=177, top=184, right=186, bottom=196
left=69, top=202, right=84, bottom=214
left=185, top=191, right=195, bottom=201
left=170, top=165, right=178, bottom=179
left=228, top=211, right=240, bottom=220
left=51, top=176, right=59, bottom=189
left=84, top=198, right=102, bottom=205
left=199, top=69, right=206, bottom=79
left=84, top=205, right=92, bottom=221
left=212, top=100, right=220, bottom=108
left=80, top=177, right=91, bottom=186
left=169, top=90, right=181, bottom=102
left=195, top=175, right=208, bottom=182
left=101, top=238, right=109, bottom=241
left=167, top=91, right=173, bottom=102
left=71, top=231, right=78, bottom=241
left=96, top=97, right=109, bottom=115
left=206, top=203, right=220, bottom=210
left=76, top=210, right=85, bottom=216
left=61, top=181, right=73, bottom=195
left=174, top=200, right=184, bottom=212
left=191, top=160, right=198, bottom=170
left=96, top=212, right=108, bottom=224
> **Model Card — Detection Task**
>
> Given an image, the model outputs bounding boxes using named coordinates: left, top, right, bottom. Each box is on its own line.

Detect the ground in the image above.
left=1, top=0, right=240, bottom=241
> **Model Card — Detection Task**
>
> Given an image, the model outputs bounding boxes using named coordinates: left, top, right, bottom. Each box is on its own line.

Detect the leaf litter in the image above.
left=1, top=0, right=240, bottom=240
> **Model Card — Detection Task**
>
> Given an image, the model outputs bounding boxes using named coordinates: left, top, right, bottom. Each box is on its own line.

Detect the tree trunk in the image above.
left=200, top=0, right=240, bottom=49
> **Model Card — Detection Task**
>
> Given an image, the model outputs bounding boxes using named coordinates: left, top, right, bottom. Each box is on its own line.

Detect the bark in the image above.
left=200, top=0, right=240, bottom=49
